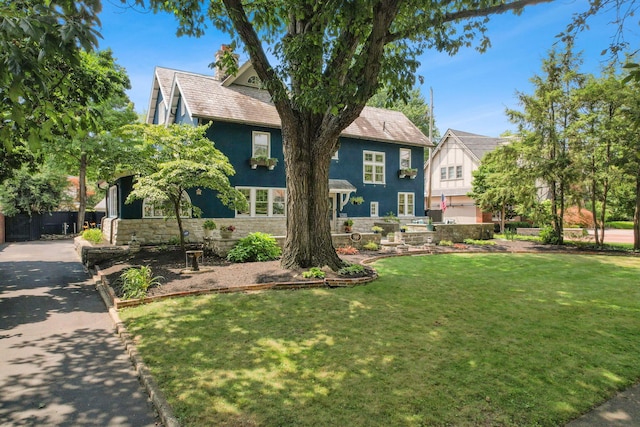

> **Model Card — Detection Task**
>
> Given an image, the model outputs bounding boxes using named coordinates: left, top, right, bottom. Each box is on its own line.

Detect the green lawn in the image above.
left=120, top=253, right=640, bottom=426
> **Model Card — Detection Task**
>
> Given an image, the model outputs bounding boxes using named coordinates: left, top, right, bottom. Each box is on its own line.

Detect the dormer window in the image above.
left=247, top=75, right=261, bottom=87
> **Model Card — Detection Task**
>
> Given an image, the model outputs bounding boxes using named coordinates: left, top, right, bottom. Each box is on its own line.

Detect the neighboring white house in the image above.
left=424, top=129, right=509, bottom=224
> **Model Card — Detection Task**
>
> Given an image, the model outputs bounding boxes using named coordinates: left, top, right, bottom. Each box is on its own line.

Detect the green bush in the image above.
left=539, top=226, right=562, bottom=245
left=119, top=266, right=163, bottom=300
left=227, top=232, right=282, bottom=262
left=82, top=228, right=103, bottom=244
left=605, top=221, right=634, bottom=230
left=363, top=241, right=379, bottom=251
left=463, top=238, right=496, bottom=246
left=439, top=240, right=453, bottom=246
left=302, top=267, right=326, bottom=279
left=504, top=221, right=532, bottom=231
left=338, top=263, right=366, bottom=277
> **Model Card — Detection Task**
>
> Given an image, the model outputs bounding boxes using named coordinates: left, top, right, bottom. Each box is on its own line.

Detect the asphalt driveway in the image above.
left=0, top=240, right=158, bottom=426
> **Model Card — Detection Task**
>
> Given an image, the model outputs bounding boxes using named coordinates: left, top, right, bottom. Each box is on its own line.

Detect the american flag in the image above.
left=440, top=193, right=447, bottom=212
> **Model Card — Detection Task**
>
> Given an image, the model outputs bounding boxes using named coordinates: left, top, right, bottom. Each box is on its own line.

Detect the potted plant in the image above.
left=343, top=219, right=354, bottom=232
left=400, top=225, right=407, bottom=233
left=250, top=156, right=278, bottom=170
left=371, top=225, right=383, bottom=234
left=426, top=217, right=435, bottom=232
left=203, top=219, right=217, bottom=238
left=350, top=196, right=364, bottom=205
left=219, top=225, right=236, bottom=238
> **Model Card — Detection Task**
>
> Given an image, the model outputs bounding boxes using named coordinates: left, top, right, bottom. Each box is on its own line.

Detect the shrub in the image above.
left=227, top=232, right=281, bottom=262
left=439, top=240, right=453, bottom=246
left=82, top=228, right=103, bottom=244
left=167, top=236, right=181, bottom=245
left=463, top=238, right=496, bottom=246
left=338, top=263, right=366, bottom=277
left=302, top=267, right=326, bottom=279
left=540, top=226, right=562, bottom=245
left=336, top=245, right=359, bottom=255
left=119, top=266, right=163, bottom=300
left=363, top=241, right=379, bottom=251
left=606, top=221, right=634, bottom=230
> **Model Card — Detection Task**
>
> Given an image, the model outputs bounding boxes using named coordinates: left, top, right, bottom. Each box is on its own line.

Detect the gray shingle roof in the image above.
left=446, top=129, right=508, bottom=161
left=151, top=66, right=431, bottom=147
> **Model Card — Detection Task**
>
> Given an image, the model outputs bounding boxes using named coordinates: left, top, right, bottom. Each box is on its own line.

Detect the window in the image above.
left=143, top=191, right=191, bottom=218
left=236, top=187, right=287, bottom=217
left=398, top=192, right=415, bottom=217
left=400, top=148, right=411, bottom=169
left=107, top=185, right=118, bottom=218
left=247, top=75, right=261, bottom=87
left=370, top=201, right=379, bottom=217
left=363, top=151, right=385, bottom=184
left=252, top=131, right=270, bottom=158
left=442, top=165, right=463, bottom=181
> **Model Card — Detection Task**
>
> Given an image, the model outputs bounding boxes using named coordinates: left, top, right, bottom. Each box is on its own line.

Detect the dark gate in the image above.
left=5, top=214, right=42, bottom=242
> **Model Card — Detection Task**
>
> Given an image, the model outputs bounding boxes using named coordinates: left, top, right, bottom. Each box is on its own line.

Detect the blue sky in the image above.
left=97, top=1, right=638, bottom=137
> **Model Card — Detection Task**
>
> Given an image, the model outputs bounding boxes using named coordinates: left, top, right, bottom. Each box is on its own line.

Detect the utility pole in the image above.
left=426, top=87, right=434, bottom=217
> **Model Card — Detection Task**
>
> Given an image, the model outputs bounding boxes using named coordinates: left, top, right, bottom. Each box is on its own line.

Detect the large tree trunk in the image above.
left=77, top=153, right=88, bottom=234
left=280, top=120, right=346, bottom=270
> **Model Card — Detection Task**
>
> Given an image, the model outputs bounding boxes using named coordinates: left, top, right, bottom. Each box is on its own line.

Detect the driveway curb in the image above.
left=94, top=276, right=181, bottom=427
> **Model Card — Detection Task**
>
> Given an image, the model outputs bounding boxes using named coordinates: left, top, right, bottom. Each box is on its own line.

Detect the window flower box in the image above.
left=398, top=168, right=418, bottom=179
left=250, top=156, right=278, bottom=170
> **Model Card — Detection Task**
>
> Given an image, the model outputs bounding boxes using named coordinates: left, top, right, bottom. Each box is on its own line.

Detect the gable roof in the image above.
left=148, top=65, right=431, bottom=148
left=431, top=129, right=509, bottom=163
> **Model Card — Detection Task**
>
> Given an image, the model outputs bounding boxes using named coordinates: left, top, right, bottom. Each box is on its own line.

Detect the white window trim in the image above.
left=397, top=192, right=415, bottom=217
left=370, top=201, right=379, bottom=217
left=399, top=148, right=411, bottom=169
left=363, top=150, right=385, bottom=184
left=252, top=131, right=271, bottom=158
left=236, top=187, right=287, bottom=217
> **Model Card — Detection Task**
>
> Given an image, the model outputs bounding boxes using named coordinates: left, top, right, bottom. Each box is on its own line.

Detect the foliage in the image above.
left=337, top=263, right=366, bottom=277
left=439, top=240, right=453, bottom=246
left=362, top=241, right=379, bottom=251
left=0, top=162, right=69, bottom=216
left=383, top=212, right=400, bottom=223
left=167, top=236, right=181, bottom=246
left=203, top=220, right=217, bottom=230
left=336, top=246, right=359, bottom=255
left=0, top=0, right=102, bottom=150
left=539, top=226, right=562, bottom=245
left=122, top=123, right=247, bottom=251
left=343, top=219, right=354, bottom=227
left=119, top=266, right=163, bottom=300
left=349, top=196, right=364, bottom=205
left=371, top=226, right=383, bottom=233
left=82, top=228, right=103, bottom=244
left=220, top=225, right=236, bottom=232
left=226, top=232, right=281, bottom=263
left=302, top=267, right=325, bottom=279
left=606, top=221, right=634, bottom=229
left=463, top=239, right=496, bottom=246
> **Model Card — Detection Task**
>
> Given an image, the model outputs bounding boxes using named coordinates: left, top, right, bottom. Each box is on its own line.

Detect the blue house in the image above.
left=103, top=51, right=432, bottom=245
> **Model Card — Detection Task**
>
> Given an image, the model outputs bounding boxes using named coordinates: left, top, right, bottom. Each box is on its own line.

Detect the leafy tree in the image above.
left=44, top=50, right=135, bottom=233
left=468, top=144, right=525, bottom=232
left=571, top=70, right=628, bottom=246
left=137, top=0, right=559, bottom=270
left=0, top=0, right=102, bottom=150
left=0, top=162, right=70, bottom=216
left=368, top=86, right=440, bottom=144
left=507, top=45, right=585, bottom=244
left=122, top=124, right=248, bottom=251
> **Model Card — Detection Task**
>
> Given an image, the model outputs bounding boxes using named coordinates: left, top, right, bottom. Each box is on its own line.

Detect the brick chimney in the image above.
left=214, top=44, right=239, bottom=81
